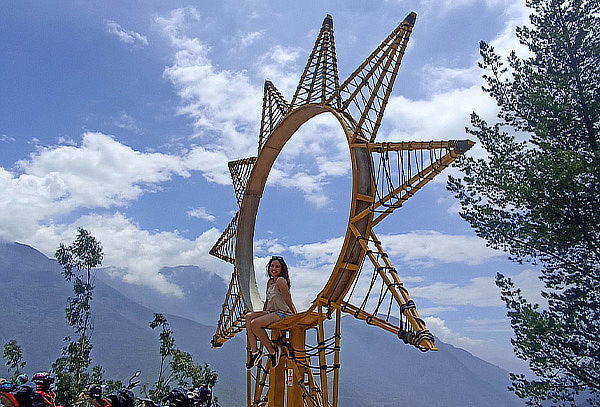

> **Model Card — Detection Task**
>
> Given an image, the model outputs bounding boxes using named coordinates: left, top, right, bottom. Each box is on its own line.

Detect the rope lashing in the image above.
left=370, top=144, right=452, bottom=212
left=399, top=299, right=416, bottom=312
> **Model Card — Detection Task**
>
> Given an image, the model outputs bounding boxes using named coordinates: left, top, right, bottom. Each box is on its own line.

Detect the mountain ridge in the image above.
left=0, top=241, right=523, bottom=406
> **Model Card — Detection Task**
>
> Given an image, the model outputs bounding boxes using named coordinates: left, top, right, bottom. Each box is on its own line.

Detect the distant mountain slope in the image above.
left=97, top=265, right=225, bottom=326
left=0, top=242, right=524, bottom=406
left=0, top=241, right=245, bottom=406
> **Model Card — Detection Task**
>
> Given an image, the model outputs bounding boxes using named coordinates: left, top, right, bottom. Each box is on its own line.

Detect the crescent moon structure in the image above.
left=209, top=12, right=474, bottom=406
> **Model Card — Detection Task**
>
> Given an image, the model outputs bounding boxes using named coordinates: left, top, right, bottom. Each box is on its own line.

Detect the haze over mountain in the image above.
left=0, top=242, right=524, bottom=406
left=97, top=265, right=225, bottom=326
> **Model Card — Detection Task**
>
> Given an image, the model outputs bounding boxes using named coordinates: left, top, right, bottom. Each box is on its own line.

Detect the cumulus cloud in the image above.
left=413, top=278, right=505, bottom=307
left=280, top=232, right=545, bottom=311
left=265, top=114, right=350, bottom=207
left=157, top=9, right=350, bottom=206
left=0, top=130, right=241, bottom=295
left=157, top=7, right=261, bottom=159
left=378, top=0, right=530, bottom=185
left=255, top=238, right=288, bottom=255
left=26, top=213, right=227, bottom=296
left=289, top=236, right=344, bottom=267
left=187, top=207, right=216, bottom=222
left=16, top=132, right=189, bottom=206
left=105, top=20, right=149, bottom=46
left=381, top=231, right=504, bottom=266
left=283, top=231, right=505, bottom=308
left=0, top=132, right=226, bottom=243
left=411, top=269, right=545, bottom=307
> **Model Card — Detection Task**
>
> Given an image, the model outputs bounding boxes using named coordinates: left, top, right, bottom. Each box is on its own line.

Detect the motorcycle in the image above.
left=79, top=371, right=141, bottom=407
left=162, top=386, right=211, bottom=407
left=0, top=372, right=55, bottom=407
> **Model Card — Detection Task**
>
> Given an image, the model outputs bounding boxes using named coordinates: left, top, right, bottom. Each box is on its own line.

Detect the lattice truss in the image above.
left=208, top=12, right=474, bottom=404
left=334, top=140, right=473, bottom=351
left=326, top=14, right=416, bottom=142
left=210, top=268, right=247, bottom=348
left=291, top=15, right=340, bottom=108
left=259, top=82, right=289, bottom=153
left=368, top=140, right=473, bottom=226
left=247, top=307, right=343, bottom=407
left=340, top=231, right=435, bottom=350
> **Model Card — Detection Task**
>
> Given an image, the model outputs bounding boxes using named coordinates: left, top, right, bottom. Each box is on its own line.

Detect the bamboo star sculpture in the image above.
left=208, top=12, right=474, bottom=407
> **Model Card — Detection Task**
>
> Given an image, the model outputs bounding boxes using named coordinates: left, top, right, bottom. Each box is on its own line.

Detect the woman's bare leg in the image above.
left=250, top=313, right=280, bottom=355
left=245, top=311, right=268, bottom=353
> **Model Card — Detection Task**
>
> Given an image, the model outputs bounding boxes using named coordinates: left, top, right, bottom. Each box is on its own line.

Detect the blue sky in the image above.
left=1, top=0, right=543, bottom=373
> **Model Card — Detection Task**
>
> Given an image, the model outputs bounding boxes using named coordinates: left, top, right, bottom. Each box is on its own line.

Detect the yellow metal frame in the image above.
left=208, top=12, right=474, bottom=406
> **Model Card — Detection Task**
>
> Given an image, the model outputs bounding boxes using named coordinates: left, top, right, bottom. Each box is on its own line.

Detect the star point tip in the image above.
left=404, top=12, right=417, bottom=25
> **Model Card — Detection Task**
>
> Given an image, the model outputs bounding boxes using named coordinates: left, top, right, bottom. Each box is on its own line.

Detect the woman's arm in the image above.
left=276, top=277, right=297, bottom=314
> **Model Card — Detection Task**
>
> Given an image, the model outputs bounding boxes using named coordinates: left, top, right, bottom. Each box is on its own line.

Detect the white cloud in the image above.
left=265, top=115, right=350, bottom=207
left=425, top=316, right=488, bottom=348
left=283, top=232, right=544, bottom=310
left=26, top=212, right=228, bottom=296
left=378, top=0, right=530, bottom=181
left=187, top=207, right=216, bottom=222
left=239, top=31, right=264, bottom=47
left=411, top=269, right=545, bottom=307
left=257, top=45, right=303, bottom=98
left=17, top=132, right=189, bottom=206
left=0, top=131, right=239, bottom=295
left=424, top=314, right=529, bottom=373
left=57, top=136, right=77, bottom=145
left=1, top=134, right=16, bottom=143
left=115, top=113, right=143, bottom=134
left=289, top=236, right=344, bottom=267
left=157, top=11, right=351, bottom=206
left=420, top=64, right=480, bottom=95
left=464, top=317, right=513, bottom=333
left=157, top=7, right=261, bottom=160
left=381, top=231, right=504, bottom=266
left=384, top=87, right=496, bottom=143
left=254, top=238, right=288, bottom=255
left=413, top=278, right=505, bottom=307
left=0, top=132, right=228, bottom=240
left=105, top=20, right=149, bottom=46
left=417, top=306, right=457, bottom=316
left=488, top=1, right=531, bottom=58
left=285, top=231, right=505, bottom=308
left=418, top=0, right=524, bottom=15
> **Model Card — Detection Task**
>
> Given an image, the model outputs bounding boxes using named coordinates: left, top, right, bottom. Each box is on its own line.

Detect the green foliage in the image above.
left=53, top=228, right=105, bottom=407
left=147, top=314, right=218, bottom=406
left=3, top=340, right=26, bottom=381
left=448, top=0, right=599, bottom=405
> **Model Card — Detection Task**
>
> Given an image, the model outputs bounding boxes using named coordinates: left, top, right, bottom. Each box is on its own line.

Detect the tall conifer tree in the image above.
left=448, top=0, right=599, bottom=405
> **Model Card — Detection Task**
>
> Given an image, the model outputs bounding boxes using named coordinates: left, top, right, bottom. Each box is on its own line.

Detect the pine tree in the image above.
left=447, top=0, right=599, bottom=405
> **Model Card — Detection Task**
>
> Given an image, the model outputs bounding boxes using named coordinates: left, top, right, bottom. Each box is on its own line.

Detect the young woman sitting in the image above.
left=245, top=256, right=297, bottom=369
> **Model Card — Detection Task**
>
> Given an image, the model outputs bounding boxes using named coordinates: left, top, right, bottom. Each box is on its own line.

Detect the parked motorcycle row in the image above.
left=0, top=372, right=212, bottom=407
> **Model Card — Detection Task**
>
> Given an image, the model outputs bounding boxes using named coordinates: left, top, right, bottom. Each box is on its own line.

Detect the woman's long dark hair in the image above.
left=266, top=256, right=291, bottom=288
